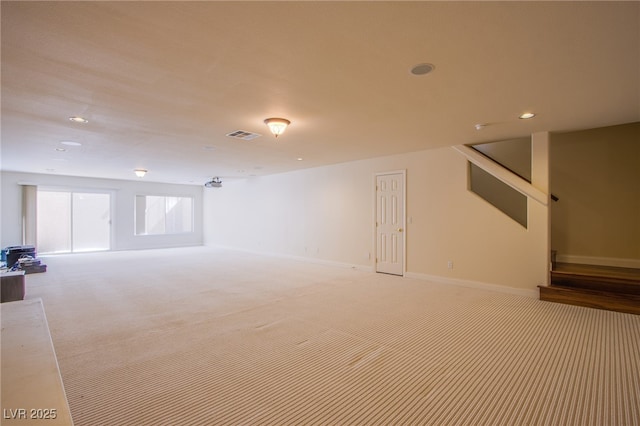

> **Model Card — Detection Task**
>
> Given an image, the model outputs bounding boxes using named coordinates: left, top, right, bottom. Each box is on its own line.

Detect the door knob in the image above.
left=397, top=228, right=403, bottom=232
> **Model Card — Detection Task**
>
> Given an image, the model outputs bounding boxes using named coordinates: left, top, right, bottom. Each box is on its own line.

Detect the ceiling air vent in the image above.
left=226, top=130, right=261, bottom=141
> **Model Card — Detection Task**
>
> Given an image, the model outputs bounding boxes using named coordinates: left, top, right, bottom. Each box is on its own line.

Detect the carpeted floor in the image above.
left=24, top=247, right=640, bottom=425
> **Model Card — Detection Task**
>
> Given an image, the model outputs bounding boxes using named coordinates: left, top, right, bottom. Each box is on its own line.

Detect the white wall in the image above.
left=1, top=171, right=203, bottom=251
left=204, top=140, right=550, bottom=296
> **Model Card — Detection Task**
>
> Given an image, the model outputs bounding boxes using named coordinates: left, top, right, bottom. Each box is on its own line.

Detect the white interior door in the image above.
left=376, top=172, right=405, bottom=275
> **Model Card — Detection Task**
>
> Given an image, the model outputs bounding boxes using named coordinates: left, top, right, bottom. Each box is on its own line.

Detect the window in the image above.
left=135, top=195, right=193, bottom=235
left=37, top=190, right=111, bottom=254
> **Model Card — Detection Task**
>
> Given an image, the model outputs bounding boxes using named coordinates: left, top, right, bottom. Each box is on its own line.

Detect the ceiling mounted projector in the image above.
left=204, top=177, right=222, bottom=188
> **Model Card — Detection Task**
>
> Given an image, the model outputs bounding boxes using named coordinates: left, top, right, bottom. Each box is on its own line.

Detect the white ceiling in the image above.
left=1, top=1, right=638, bottom=185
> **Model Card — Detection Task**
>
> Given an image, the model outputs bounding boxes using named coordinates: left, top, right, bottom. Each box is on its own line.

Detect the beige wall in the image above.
left=204, top=141, right=550, bottom=295
left=550, top=122, right=640, bottom=266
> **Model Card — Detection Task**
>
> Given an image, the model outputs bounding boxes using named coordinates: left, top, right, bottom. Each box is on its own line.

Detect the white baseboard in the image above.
left=275, top=253, right=375, bottom=272
left=556, top=254, right=640, bottom=269
left=205, top=244, right=540, bottom=296
left=204, top=243, right=374, bottom=272
left=404, top=272, right=539, bottom=299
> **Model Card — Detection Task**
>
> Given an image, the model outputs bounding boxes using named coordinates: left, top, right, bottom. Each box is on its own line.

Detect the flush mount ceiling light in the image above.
left=61, top=140, right=82, bottom=146
left=69, top=116, right=88, bottom=123
left=264, top=118, right=290, bottom=138
left=410, top=63, right=435, bottom=76
left=134, top=169, right=147, bottom=178
left=519, top=112, right=536, bottom=119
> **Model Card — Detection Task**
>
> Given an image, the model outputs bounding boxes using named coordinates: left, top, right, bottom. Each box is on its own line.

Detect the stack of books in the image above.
left=18, top=256, right=47, bottom=274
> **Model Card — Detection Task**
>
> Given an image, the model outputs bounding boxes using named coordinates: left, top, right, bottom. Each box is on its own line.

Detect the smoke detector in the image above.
left=204, top=177, right=223, bottom=188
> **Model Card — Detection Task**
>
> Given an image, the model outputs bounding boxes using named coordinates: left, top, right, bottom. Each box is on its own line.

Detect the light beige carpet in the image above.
left=24, top=247, right=640, bottom=425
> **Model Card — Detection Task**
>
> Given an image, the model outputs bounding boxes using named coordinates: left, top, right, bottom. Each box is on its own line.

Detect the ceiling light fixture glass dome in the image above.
left=264, top=118, right=290, bottom=137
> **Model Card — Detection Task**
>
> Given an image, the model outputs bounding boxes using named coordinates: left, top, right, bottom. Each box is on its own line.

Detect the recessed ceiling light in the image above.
left=55, top=147, right=66, bottom=152
left=410, top=63, right=435, bottom=76
left=202, top=145, right=216, bottom=151
left=474, top=123, right=487, bottom=130
left=519, top=112, right=536, bottom=119
left=69, top=116, right=88, bottom=123
left=297, top=158, right=303, bottom=161
left=61, top=140, right=82, bottom=146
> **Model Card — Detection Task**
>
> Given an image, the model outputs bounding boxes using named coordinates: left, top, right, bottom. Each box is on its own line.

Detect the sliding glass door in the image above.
left=37, top=190, right=111, bottom=254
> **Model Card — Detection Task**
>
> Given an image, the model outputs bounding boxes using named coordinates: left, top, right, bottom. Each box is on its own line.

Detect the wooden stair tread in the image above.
left=540, top=263, right=640, bottom=314
left=550, top=273, right=640, bottom=295
left=539, top=285, right=640, bottom=315
left=553, top=262, right=640, bottom=281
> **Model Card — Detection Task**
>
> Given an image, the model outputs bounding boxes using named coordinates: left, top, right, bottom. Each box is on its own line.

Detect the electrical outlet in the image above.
left=447, top=260, right=453, bottom=270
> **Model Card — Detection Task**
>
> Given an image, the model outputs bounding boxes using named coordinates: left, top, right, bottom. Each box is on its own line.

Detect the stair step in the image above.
left=550, top=262, right=640, bottom=296
left=550, top=271, right=640, bottom=295
left=539, top=285, right=640, bottom=315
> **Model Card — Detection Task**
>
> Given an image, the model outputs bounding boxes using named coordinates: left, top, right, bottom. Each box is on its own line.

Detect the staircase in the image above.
left=539, top=263, right=640, bottom=315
